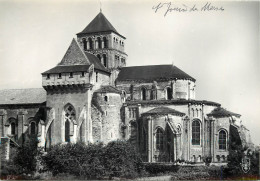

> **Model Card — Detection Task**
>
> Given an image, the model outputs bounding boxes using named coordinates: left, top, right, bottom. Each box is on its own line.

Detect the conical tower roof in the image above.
left=77, top=12, right=125, bottom=38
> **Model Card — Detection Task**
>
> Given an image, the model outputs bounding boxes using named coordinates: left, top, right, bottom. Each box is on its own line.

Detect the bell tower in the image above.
left=76, top=12, right=127, bottom=85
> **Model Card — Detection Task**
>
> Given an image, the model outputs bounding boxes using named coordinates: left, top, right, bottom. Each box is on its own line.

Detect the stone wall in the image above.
left=116, top=79, right=196, bottom=101
left=92, top=92, right=123, bottom=144
left=0, top=105, right=45, bottom=145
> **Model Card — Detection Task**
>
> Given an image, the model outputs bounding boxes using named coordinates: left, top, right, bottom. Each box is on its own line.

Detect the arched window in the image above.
left=219, top=130, right=227, bottom=150
left=103, top=37, right=108, bottom=48
left=155, top=128, right=164, bottom=151
left=64, top=104, right=76, bottom=143
left=88, top=37, right=93, bottom=50
left=192, top=120, right=200, bottom=145
left=166, top=87, right=172, bottom=100
left=65, top=119, right=70, bottom=142
left=130, top=121, right=137, bottom=141
left=141, top=87, right=146, bottom=100
left=103, top=54, right=107, bottom=67
left=97, top=37, right=102, bottom=49
left=142, top=128, right=147, bottom=151
left=30, top=122, right=36, bottom=135
left=97, top=54, right=101, bottom=61
left=11, top=122, right=16, bottom=135
left=82, top=38, right=87, bottom=50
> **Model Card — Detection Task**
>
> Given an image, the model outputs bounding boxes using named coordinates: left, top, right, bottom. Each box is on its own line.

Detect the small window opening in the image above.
left=58, top=73, right=62, bottom=78
left=11, top=122, right=15, bottom=135
left=96, top=72, right=98, bottom=82
left=81, top=72, right=85, bottom=77
left=69, top=72, right=73, bottom=78
left=104, top=96, right=108, bottom=102
left=47, top=74, right=50, bottom=79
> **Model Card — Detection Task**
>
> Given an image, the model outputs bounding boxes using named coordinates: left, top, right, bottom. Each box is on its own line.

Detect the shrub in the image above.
left=144, top=163, right=179, bottom=175
left=13, top=136, right=40, bottom=174
left=42, top=142, right=105, bottom=178
left=42, top=140, right=143, bottom=179
left=101, top=140, right=143, bottom=178
left=202, top=156, right=212, bottom=166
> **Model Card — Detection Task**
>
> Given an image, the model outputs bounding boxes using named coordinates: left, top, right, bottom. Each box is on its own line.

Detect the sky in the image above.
left=0, top=0, right=259, bottom=145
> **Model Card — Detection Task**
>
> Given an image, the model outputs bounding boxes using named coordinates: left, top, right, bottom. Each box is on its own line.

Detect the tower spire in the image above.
left=100, top=0, right=102, bottom=12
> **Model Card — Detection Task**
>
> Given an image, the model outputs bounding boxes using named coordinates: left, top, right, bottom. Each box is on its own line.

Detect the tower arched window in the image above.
left=88, top=37, right=93, bottom=50
left=97, top=37, right=102, bottom=49
left=155, top=128, right=164, bottom=151
left=64, top=104, right=76, bottom=143
left=97, top=54, right=101, bottom=61
left=11, top=122, right=16, bottom=135
left=166, top=87, right=172, bottom=100
left=103, top=37, right=108, bottom=48
left=141, top=87, right=146, bottom=100
left=82, top=38, right=87, bottom=50
left=103, top=54, right=107, bottom=67
left=30, top=121, right=36, bottom=135
left=192, top=120, right=200, bottom=145
left=219, top=130, right=227, bottom=150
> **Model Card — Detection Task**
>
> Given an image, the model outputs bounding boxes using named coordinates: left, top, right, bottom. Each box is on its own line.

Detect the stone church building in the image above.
left=0, top=12, right=252, bottom=163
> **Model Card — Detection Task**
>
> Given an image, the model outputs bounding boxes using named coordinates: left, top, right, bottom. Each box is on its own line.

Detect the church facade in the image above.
left=0, top=12, right=251, bottom=163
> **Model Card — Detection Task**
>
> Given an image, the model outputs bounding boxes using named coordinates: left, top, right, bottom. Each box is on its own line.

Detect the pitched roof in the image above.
left=142, top=106, right=185, bottom=116
left=207, top=107, right=241, bottom=118
left=43, top=39, right=109, bottom=74
left=117, top=65, right=196, bottom=82
left=42, top=65, right=91, bottom=74
left=95, top=86, right=121, bottom=94
left=83, top=52, right=109, bottom=73
left=0, top=88, right=46, bottom=105
left=58, top=39, right=91, bottom=66
left=77, top=12, right=125, bottom=38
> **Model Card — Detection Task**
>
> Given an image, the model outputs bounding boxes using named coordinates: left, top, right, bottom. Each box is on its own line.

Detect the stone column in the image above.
left=188, top=81, right=191, bottom=100
left=147, top=116, right=152, bottom=162
left=0, top=115, right=4, bottom=137
left=87, top=89, right=93, bottom=143
left=174, top=135, right=177, bottom=161
left=210, top=119, right=215, bottom=162
left=202, top=104, right=204, bottom=156
left=17, top=110, right=27, bottom=145
left=176, top=133, right=181, bottom=160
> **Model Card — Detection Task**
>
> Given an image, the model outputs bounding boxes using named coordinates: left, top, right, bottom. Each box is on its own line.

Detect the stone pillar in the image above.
left=0, top=110, right=7, bottom=137
left=102, top=40, right=104, bottom=48
left=87, top=89, right=93, bottom=143
left=188, top=81, right=191, bottom=100
left=0, top=137, right=10, bottom=160
left=87, top=41, right=90, bottom=50
left=38, top=120, right=45, bottom=147
left=211, top=120, right=215, bottom=162
left=176, top=133, right=181, bottom=160
left=174, top=135, right=177, bottom=161
left=17, top=110, right=26, bottom=145
left=147, top=116, right=152, bottom=162
left=172, top=80, right=176, bottom=99
left=202, top=105, right=204, bottom=156
left=0, top=115, right=4, bottom=137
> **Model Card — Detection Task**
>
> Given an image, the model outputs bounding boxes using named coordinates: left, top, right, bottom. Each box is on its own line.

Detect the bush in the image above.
left=13, top=136, right=40, bottom=174
left=42, top=142, right=105, bottom=178
left=144, top=163, right=179, bottom=175
left=202, top=156, right=212, bottom=166
left=101, top=140, right=143, bottom=178
left=42, top=140, right=143, bottom=179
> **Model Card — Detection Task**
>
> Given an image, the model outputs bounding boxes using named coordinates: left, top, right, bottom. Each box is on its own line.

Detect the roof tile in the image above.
left=0, top=88, right=46, bottom=105
left=117, top=65, right=196, bottom=82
